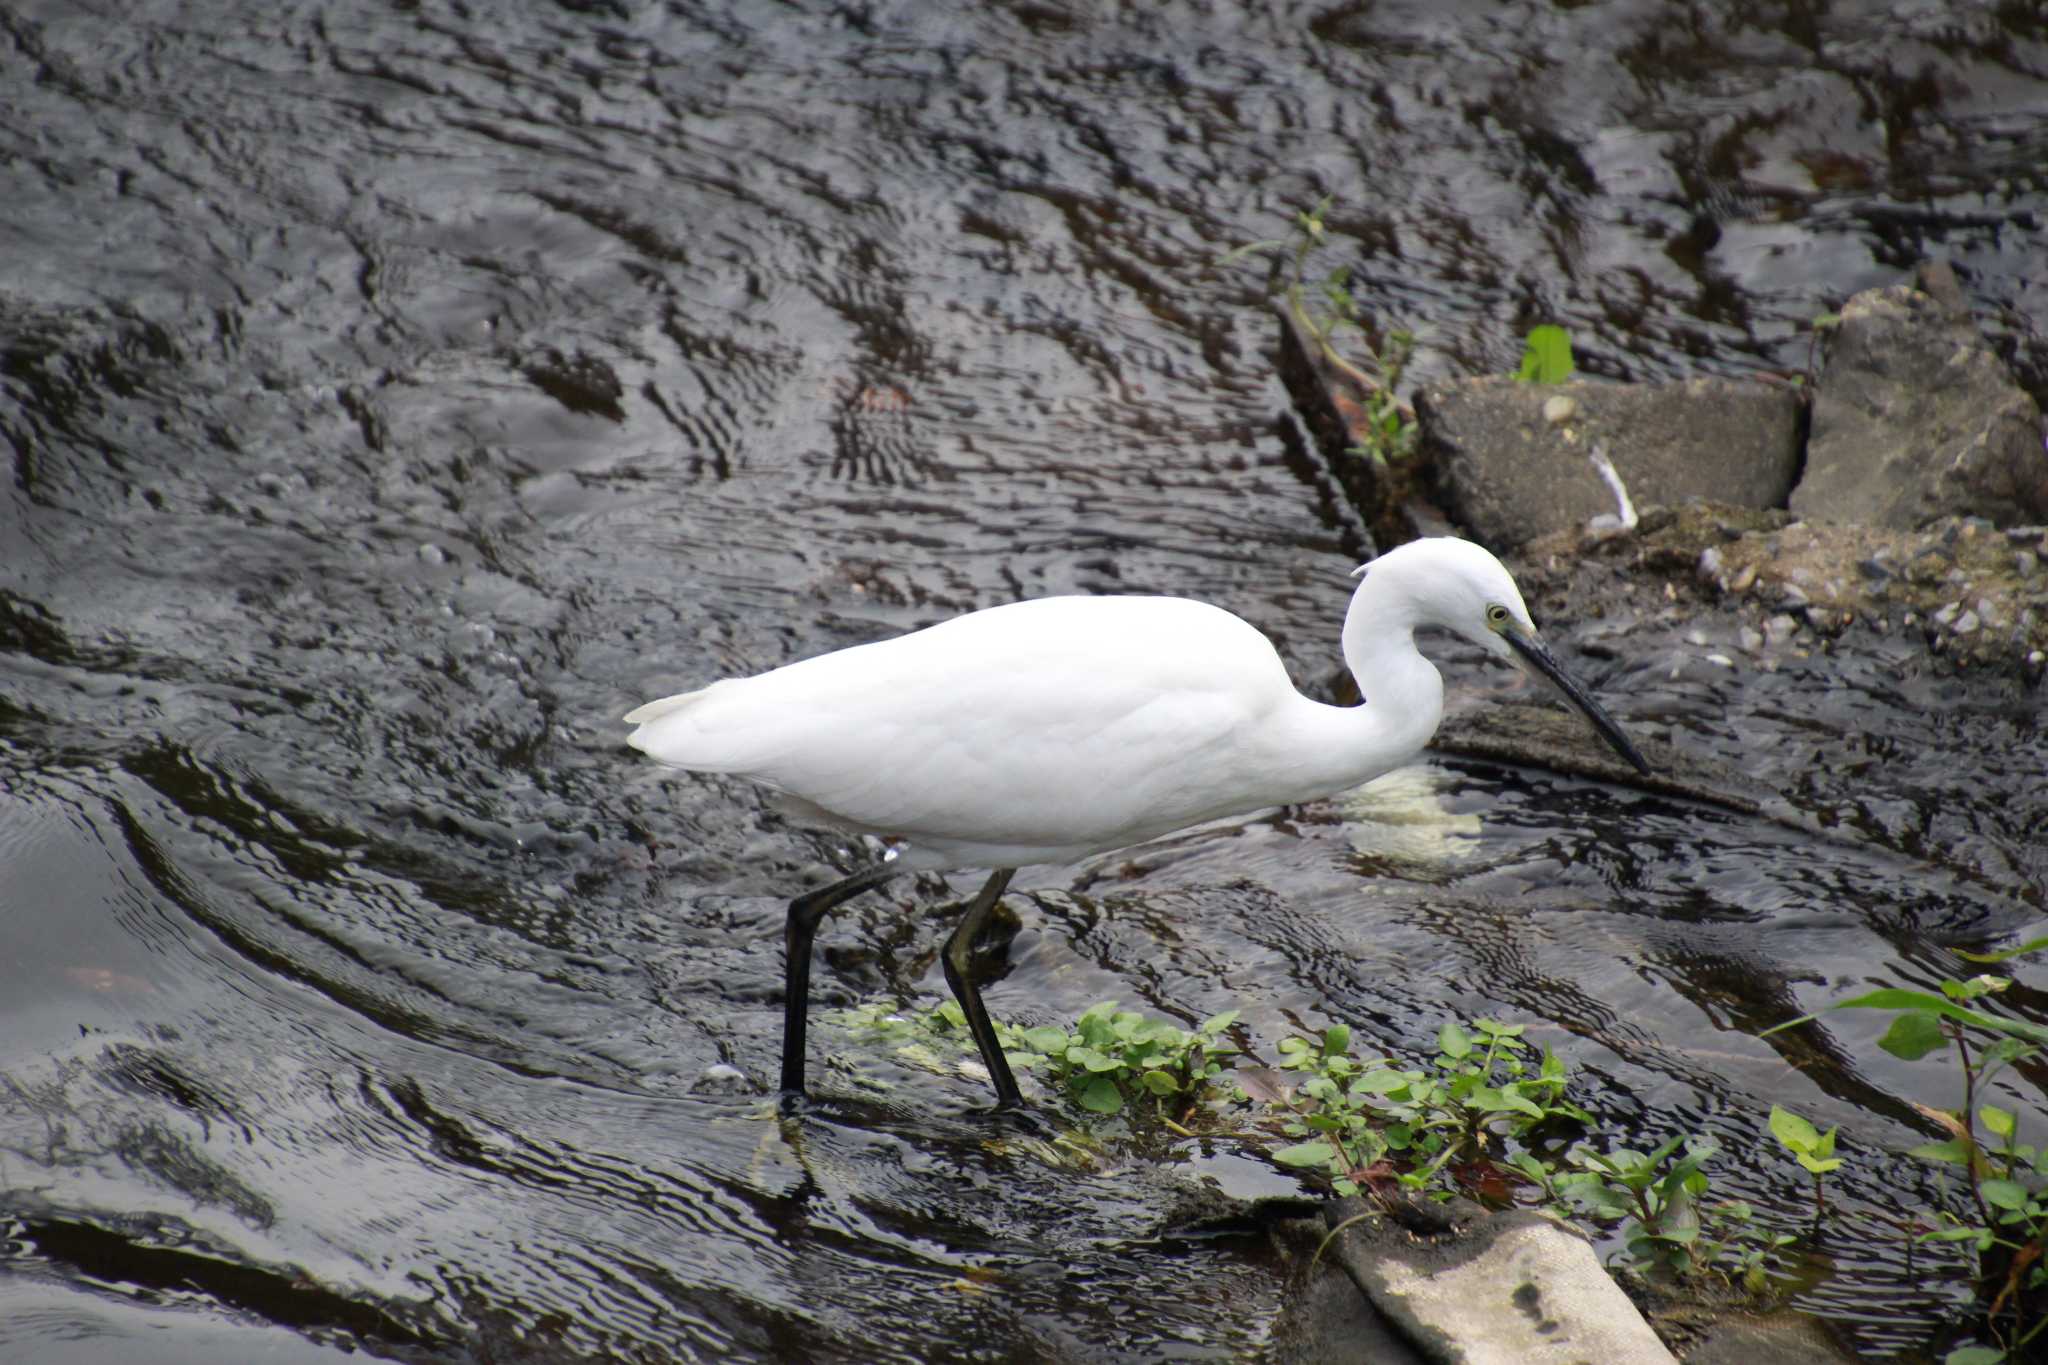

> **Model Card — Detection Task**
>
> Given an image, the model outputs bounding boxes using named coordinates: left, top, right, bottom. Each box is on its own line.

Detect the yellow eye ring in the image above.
left=1486, top=604, right=1510, bottom=628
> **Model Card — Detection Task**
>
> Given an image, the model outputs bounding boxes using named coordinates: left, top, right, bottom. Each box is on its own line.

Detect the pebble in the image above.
left=691, top=1063, right=753, bottom=1095
left=2018, top=550, right=2038, bottom=578
left=1543, top=394, right=1579, bottom=424
left=1697, top=547, right=1723, bottom=582
left=1955, top=610, right=1981, bottom=634
left=1739, top=626, right=1764, bottom=652
left=1908, top=550, right=1952, bottom=584
left=1729, top=563, right=1757, bottom=593
left=1763, top=614, right=1799, bottom=647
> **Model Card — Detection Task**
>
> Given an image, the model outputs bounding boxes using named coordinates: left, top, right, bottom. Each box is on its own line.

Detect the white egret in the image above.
left=624, top=537, right=1649, bottom=1107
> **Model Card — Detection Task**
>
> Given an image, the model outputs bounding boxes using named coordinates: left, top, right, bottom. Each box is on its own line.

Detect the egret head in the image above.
left=1354, top=538, right=1651, bottom=775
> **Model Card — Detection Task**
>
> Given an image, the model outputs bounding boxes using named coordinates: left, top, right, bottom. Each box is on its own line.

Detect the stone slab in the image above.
left=1419, top=376, right=1800, bottom=549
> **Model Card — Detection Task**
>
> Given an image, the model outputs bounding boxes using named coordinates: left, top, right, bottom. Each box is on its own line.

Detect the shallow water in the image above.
left=2, top=0, right=2045, bottom=1359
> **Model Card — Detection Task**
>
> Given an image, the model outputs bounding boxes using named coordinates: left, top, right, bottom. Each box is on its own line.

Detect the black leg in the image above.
left=782, top=863, right=898, bottom=1098
left=941, top=868, right=1022, bottom=1108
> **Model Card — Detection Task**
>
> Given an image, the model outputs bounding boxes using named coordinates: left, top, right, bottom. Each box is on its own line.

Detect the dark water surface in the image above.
left=2, top=1, right=2045, bottom=1359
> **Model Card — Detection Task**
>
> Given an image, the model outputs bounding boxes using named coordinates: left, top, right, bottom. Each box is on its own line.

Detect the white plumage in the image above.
left=625, top=537, right=1647, bottom=1107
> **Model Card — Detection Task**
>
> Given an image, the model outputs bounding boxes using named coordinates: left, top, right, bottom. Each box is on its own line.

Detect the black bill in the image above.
left=1503, top=630, right=1652, bottom=775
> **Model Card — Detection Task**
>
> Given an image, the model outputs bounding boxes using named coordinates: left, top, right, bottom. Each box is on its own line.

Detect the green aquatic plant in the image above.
left=1768, top=1105, right=1843, bottom=1222
left=997, top=1000, right=1244, bottom=1118
left=844, top=998, right=1244, bottom=1120
left=1262, top=1017, right=1799, bottom=1292
left=1220, top=197, right=1418, bottom=469
left=861, top=994, right=1812, bottom=1295
left=1511, top=1131, right=1796, bottom=1291
left=1767, top=938, right=2048, bottom=1362
left=1268, top=1018, right=1587, bottom=1199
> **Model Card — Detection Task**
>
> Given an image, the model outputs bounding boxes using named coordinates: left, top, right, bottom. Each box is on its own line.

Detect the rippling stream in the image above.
left=2, top=1, right=2045, bottom=1359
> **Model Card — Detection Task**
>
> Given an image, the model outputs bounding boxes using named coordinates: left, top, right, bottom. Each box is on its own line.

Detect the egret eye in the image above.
left=1486, top=604, right=1510, bottom=628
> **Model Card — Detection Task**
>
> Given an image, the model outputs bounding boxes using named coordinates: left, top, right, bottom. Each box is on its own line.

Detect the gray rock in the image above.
left=1269, top=1216, right=1428, bottom=1365
left=1312, top=1197, right=1678, bottom=1365
left=1791, top=282, right=2048, bottom=529
left=1645, top=1297, right=1860, bottom=1365
left=689, top=1062, right=753, bottom=1094
left=1419, top=376, right=1801, bottom=549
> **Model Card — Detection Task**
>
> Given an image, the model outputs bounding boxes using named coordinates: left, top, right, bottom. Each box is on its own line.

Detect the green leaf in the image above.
left=1199, top=1009, right=1240, bottom=1034
left=1067, top=1045, right=1121, bottom=1073
left=1140, top=1070, right=1180, bottom=1096
left=1796, top=1155, right=1844, bottom=1176
left=1830, top=990, right=2048, bottom=1046
left=1273, top=1141, right=1337, bottom=1168
left=1768, top=1105, right=1820, bottom=1152
left=1324, top=1024, right=1352, bottom=1055
left=1924, top=1226, right=1993, bottom=1245
left=1981, top=1037, right=2037, bottom=1069
left=1980, top=1179, right=2030, bottom=1211
left=1877, top=1010, right=1950, bottom=1061
left=1956, top=937, right=2048, bottom=965
left=1908, top=1139, right=1973, bottom=1166
left=1438, top=1021, right=1473, bottom=1060
left=1515, top=325, right=1576, bottom=384
left=1078, top=1076, right=1123, bottom=1114
left=1941, top=974, right=2009, bottom=1002
left=1472, top=1086, right=1544, bottom=1118
left=1944, top=1347, right=2008, bottom=1365
left=1980, top=1106, right=2017, bottom=1141
left=1019, top=1026, right=1070, bottom=1055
